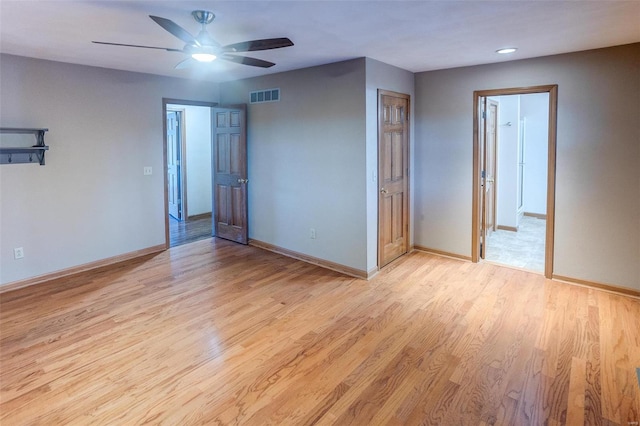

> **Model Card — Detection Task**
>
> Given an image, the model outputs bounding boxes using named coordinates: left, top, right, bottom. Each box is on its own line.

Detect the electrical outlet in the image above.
left=143, top=166, right=152, bottom=175
left=310, top=228, right=316, bottom=239
left=14, top=247, right=24, bottom=259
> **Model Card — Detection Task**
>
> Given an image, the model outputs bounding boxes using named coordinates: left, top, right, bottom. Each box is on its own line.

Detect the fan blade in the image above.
left=221, top=54, right=276, bottom=68
left=149, top=15, right=200, bottom=47
left=92, top=41, right=183, bottom=52
left=175, top=58, right=196, bottom=69
left=223, top=38, right=293, bottom=52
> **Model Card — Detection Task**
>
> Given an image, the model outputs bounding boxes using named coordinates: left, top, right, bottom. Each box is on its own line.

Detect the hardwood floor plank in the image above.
left=566, top=356, right=587, bottom=425
left=542, top=286, right=583, bottom=424
left=494, top=396, right=519, bottom=426
left=401, top=354, right=461, bottom=425
left=1, top=240, right=639, bottom=425
left=390, top=350, right=458, bottom=424
left=599, top=291, right=638, bottom=425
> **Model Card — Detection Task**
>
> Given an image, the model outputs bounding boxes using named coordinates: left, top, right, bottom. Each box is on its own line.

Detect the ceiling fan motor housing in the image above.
left=192, top=10, right=215, bottom=25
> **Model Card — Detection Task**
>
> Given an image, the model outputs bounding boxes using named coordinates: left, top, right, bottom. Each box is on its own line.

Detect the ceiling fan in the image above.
left=92, top=10, right=294, bottom=69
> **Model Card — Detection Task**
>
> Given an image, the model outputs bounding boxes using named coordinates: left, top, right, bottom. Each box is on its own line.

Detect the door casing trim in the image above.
left=472, top=85, right=558, bottom=278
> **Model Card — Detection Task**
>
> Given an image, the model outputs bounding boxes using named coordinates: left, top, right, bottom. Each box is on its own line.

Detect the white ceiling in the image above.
left=1, top=1, right=639, bottom=83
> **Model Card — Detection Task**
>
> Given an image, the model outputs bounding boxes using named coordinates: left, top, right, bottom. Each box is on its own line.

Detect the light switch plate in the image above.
left=14, top=247, right=24, bottom=259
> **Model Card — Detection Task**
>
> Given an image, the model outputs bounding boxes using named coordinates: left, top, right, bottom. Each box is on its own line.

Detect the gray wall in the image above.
left=492, top=95, right=520, bottom=229
left=220, top=59, right=369, bottom=272
left=521, top=93, right=549, bottom=216
left=182, top=105, right=212, bottom=217
left=219, top=57, right=413, bottom=275
left=0, top=55, right=219, bottom=285
left=365, top=58, right=415, bottom=272
left=414, top=43, right=640, bottom=290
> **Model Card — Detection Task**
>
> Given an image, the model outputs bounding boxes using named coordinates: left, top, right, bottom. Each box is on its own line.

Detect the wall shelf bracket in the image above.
left=0, top=128, right=49, bottom=165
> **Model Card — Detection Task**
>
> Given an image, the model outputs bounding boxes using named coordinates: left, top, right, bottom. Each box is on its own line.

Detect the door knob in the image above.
left=380, top=188, right=388, bottom=194
left=238, top=178, right=249, bottom=184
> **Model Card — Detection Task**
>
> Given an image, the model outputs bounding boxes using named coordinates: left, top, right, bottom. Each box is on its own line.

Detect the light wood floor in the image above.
left=169, top=213, right=212, bottom=247
left=1, top=238, right=638, bottom=425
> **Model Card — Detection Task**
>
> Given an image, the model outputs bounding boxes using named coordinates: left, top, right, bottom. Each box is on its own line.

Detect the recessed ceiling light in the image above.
left=496, top=48, right=517, bottom=54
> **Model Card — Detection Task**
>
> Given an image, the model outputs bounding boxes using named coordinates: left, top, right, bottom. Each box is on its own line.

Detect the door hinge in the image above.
left=482, top=111, right=486, bottom=119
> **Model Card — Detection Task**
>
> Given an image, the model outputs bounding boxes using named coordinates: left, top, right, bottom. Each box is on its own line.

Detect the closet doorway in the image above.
left=472, top=86, right=558, bottom=278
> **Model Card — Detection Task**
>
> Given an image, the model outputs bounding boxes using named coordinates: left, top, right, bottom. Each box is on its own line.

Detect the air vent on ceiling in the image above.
left=250, top=88, right=280, bottom=104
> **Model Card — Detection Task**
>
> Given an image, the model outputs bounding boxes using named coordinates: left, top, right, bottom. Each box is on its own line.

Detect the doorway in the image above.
left=472, top=85, right=558, bottom=278
left=163, top=99, right=218, bottom=248
left=378, top=90, right=410, bottom=268
left=485, top=93, right=550, bottom=272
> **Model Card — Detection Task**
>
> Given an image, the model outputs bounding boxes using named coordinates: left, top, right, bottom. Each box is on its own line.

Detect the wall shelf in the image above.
left=0, top=128, right=49, bottom=165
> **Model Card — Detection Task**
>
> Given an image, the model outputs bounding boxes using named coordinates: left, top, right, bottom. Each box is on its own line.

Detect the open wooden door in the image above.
left=485, top=100, right=498, bottom=239
left=479, top=97, right=487, bottom=259
left=378, top=90, right=410, bottom=268
left=212, top=105, right=248, bottom=244
left=478, top=97, right=498, bottom=258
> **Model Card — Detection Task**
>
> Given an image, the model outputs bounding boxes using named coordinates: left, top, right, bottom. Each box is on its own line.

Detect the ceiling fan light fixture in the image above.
left=192, top=52, right=217, bottom=62
left=496, top=47, right=517, bottom=54
left=93, top=11, right=293, bottom=69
